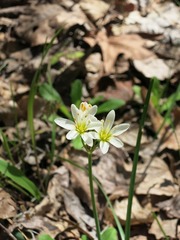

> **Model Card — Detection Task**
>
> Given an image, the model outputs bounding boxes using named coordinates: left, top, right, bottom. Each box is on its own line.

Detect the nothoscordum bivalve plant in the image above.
left=55, top=102, right=130, bottom=240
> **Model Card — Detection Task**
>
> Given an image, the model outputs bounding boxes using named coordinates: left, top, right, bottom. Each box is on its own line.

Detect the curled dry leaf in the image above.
left=156, top=194, right=180, bottom=219
left=63, top=188, right=96, bottom=239
left=0, top=189, right=17, bottom=219
left=80, top=0, right=110, bottom=22
left=149, top=218, right=178, bottom=239
left=135, top=157, right=178, bottom=196
left=84, top=29, right=154, bottom=73
left=133, top=58, right=173, bottom=80
left=112, top=196, right=153, bottom=225
left=50, top=4, right=92, bottom=30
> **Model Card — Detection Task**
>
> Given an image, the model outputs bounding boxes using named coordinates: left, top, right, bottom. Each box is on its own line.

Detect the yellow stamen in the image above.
left=99, top=129, right=112, bottom=142
left=80, top=102, right=92, bottom=112
left=75, top=121, right=87, bottom=134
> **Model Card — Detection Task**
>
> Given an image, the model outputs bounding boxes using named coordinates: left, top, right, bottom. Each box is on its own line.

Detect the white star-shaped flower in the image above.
left=55, top=103, right=100, bottom=147
left=92, top=110, right=130, bottom=154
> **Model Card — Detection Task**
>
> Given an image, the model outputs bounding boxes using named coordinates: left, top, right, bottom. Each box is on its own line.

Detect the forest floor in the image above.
left=0, top=0, right=180, bottom=239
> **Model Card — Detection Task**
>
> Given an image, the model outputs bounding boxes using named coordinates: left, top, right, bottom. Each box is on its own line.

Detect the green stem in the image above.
left=125, top=79, right=154, bottom=240
left=88, top=151, right=102, bottom=240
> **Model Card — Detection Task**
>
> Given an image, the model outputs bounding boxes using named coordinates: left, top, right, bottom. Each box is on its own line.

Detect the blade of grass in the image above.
left=0, top=130, right=15, bottom=165
left=125, top=79, right=154, bottom=240
left=157, top=83, right=180, bottom=135
left=27, top=29, right=62, bottom=178
left=58, top=156, right=125, bottom=240
left=0, top=158, right=41, bottom=200
left=152, top=212, right=169, bottom=240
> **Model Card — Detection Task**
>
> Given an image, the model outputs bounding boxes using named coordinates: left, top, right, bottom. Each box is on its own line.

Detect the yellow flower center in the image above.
left=99, top=129, right=112, bottom=142
left=80, top=102, right=92, bottom=112
left=75, top=121, right=87, bottom=134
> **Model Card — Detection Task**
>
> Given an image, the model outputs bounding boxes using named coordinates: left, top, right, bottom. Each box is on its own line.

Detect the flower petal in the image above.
left=89, top=131, right=99, bottom=139
left=111, top=123, right=130, bottom=136
left=104, top=110, right=115, bottom=130
left=81, top=133, right=93, bottom=147
left=55, top=118, right=75, bottom=130
left=66, top=130, right=78, bottom=140
left=88, top=120, right=102, bottom=131
left=100, top=141, right=109, bottom=154
left=71, top=104, right=79, bottom=119
left=109, top=137, right=124, bottom=148
left=87, top=105, right=98, bottom=115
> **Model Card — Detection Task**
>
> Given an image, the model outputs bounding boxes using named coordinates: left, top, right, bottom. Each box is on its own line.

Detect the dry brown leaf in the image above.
left=15, top=4, right=62, bottom=46
left=120, top=124, right=151, bottom=147
left=0, top=189, right=17, bottom=219
left=11, top=215, right=68, bottom=238
left=84, top=29, right=154, bottom=73
left=133, top=58, right=173, bottom=80
left=50, top=3, right=92, bottom=30
left=112, top=196, right=152, bottom=225
left=156, top=194, right=180, bottom=219
left=93, top=149, right=129, bottom=195
left=135, top=157, right=178, bottom=196
left=80, top=0, right=110, bottom=22
left=95, top=80, right=133, bottom=102
left=160, top=124, right=180, bottom=151
left=63, top=188, right=96, bottom=239
left=149, top=217, right=178, bottom=239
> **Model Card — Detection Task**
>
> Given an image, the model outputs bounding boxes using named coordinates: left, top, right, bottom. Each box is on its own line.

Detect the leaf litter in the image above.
left=0, top=0, right=179, bottom=239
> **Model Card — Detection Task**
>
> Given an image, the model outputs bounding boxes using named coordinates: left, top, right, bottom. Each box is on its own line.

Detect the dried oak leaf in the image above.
left=84, top=29, right=154, bottom=73
left=111, top=196, right=153, bottom=225
left=0, top=188, right=17, bottom=219
left=80, top=0, right=110, bottom=22
left=135, top=157, right=178, bottom=197
left=156, top=194, right=180, bottom=219
left=149, top=217, right=178, bottom=239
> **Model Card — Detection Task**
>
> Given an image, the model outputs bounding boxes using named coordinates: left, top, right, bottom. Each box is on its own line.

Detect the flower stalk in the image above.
left=55, top=101, right=130, bottom=239
left=88, top=150, right=102, bottom=240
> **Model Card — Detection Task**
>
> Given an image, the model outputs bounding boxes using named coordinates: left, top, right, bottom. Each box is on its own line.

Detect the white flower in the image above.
left=92, top=110, right=130, bottom=154
left=71, top=102, right=97, bottom=120
left=54, top=103, right=100, bottom=147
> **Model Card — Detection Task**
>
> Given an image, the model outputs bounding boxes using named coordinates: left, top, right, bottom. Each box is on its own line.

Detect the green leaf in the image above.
left=50, top=52, right=64, bottom=66
left=132, top=85, right=141, bottom=97
left=39, top=83, right=62, bottom=102
left=0, top=158, right=41, bottom=200
left=160, top=90, right=180, bottom=113
left=38, top=234, right=55, bottom=240
left=97, top=99, right=125, bottom=114
left=89, top=95, right=104, bottom=105
left=101, top=227, right=118, bottom=240
left=71, top=135, right=83, bottom=150
left=80, top=235, right=89, bottom=240
left=70, top=79, right=82, bottom=107
left=66, top=51, right=84, bottom=59
left=13, top=230, right=26, bottom=240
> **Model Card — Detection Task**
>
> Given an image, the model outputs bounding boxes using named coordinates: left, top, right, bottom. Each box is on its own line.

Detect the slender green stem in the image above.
left=125, top=79, right=154, bottom=240
left=152, top=212, right=169, bottom=240
left=59, top=156, right=125, bottom=239
left=88, top=151, right=102, bottom=240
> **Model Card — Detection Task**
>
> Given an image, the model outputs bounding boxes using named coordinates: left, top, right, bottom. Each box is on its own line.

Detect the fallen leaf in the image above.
left=135, top=157, right=178, bottom=196
left=63, top=188, right=96, bottom=239
left=84, top=29, right=154, bottom=73
left=0, top=188, right=17, bottom=219
left=133, top=58, right=173, bottom=80
left=80, top=0, right=110, bottom=22
left=149, top=217, right=178, bottom=239
left=112, top=196, right=152, bottom=225
left=156, top=194, right=180, bottom=219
